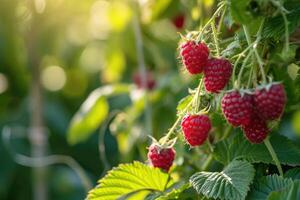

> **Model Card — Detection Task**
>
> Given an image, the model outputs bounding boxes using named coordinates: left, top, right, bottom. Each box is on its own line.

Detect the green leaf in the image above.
left=284, top=168, right=300, bottom=180
left=190, top=160, right=255, bottom=200
left=247, top=175, right=293, bottom=200
left=229, top=0, right=252, bottom=24
left=176, top=95, right=192, bottom=114
left=155, top=183, right=190, bottom=200
left=262, top=8, right=300, bottom=39
left=86, top=161, right=173, bottom=200
left=267, top=180, right=300, bottom=200
left=67, top=84, right=130, bottom=145
left=214, top=132, right=300, bottom=166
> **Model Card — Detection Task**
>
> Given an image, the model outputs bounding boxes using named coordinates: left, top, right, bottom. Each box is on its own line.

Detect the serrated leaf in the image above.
left=214, top=132, right=300, bottom=166
left=190, top=160, right=255, bottom=200
left=262, top=7, right=300, bottom=39
left=267, top=180, right=300, bottom=200
left=176, top=95, right=192, bottom=114
left=87, top=161, right=173, bottom=200
left=67, top=84, right=130, bottom=145
left=155, top=183, right=190, bottom=200
left=247, top=175, right=293, bottom=200
left=284, top=168, right=300, bottom=180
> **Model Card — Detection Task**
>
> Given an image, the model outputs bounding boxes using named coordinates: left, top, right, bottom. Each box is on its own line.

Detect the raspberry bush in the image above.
left=63, top=0, right=300, bottom=199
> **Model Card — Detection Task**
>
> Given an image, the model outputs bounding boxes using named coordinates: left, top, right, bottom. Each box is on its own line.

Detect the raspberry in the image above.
left=180, top=40, right=209, bottom=74
left=172, top=14, right=185, bottom=29
left=221, top=91, right=254, bottom=127
left=147, top=144, right=175, bottom=171
left=181, top=114, right=211, bottom=147
left=254, top=83, right=286, bottom=120
left=242, top=115, right=269, bottom=143
left=204, top=58, right=232, bottom=93
left=133, top=71, right=156, bottom=90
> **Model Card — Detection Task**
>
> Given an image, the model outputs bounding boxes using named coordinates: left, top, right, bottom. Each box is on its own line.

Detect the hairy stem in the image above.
left=162, top=79, right=203, bottom=145
left=264, top=137, right=284, bottom=176
left=194, top=78, right=203, bottom=113
left=211, top=20, right=220, bottom=57
left=217, top=5, right=227, bottom=32
left=237, top=50, right=253, bottom=88
left=197, top=3, right=226, bottom=41
left=232, top=43, right=254, bottom=86
left=243, top=24, right=267, bottom=84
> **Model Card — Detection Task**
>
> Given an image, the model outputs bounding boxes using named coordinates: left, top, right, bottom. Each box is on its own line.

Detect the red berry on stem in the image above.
left=133, top=71, right=156, bottom=90
left=204, top=58, right=232, bottom=93
left=180, top=40, right=209, bottom=74
left=242, top=115, right=269, bottom=143
left=147, top=144, right=175, bottom=171
left=221, top=91, right=254, bottom=127
left=254, top=83, right=286, bottom=120
left=172, top=14, right=185, bottom=29
left=181, top=114, right=211, bottom=147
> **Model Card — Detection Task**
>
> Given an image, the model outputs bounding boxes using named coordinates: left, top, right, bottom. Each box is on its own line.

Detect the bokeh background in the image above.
left=1, top=0, right=300, bottom=200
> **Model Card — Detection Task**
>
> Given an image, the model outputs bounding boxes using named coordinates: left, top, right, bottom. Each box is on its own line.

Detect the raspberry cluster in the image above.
left=180, top=40, right=232, bottom=93
left=147, top=36, right=287, bottom=173
left=221, top=83, right=286, bottom=143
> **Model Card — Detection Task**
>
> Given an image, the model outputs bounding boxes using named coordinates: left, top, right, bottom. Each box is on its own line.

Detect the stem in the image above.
left=98, top=111, right=120, bottom=177
left=2, top=127, right=92, bottom=192
left=232, top=43, right=254, bottom=86
left=247, top=64, right=254, bottom=88
left=202, top=154, right=213, bottom=171
left=206, top=139, right=214, bottom=153
left=194, top=78, right=203, bottom=113
left=221, top=126, right=232, bottom=140
left=162, top=78, right=203, bottom=145
left=197, top=3, right=226, bottom=41
left=270, top=0, right=289, bottom=52
left=243, top=25, right=267, bottom=84
left=27, top=2, right=48, bottom=199
left=282, top=12, right=290, bottom=52
left=217, top=5, right=227, bottom=32
left=133, top=13, right=153, bottom=136
left=264, top=137, right=283, bottom=176
left=237, top=49, right=253, bottom=88
left=211, top=20, right=220, bottom=57
left=161, top=116, right=183, bottom=146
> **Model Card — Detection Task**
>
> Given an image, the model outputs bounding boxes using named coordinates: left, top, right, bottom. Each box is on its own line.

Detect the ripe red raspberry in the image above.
left=254, top=83, right=286, bottom=120
left=181, top=114, right=211, bottom=147
left=133, top=71, right=156, bottom=90
left=242, top=115, right=269, bottom=143
left=204, top=58, right=232, bottom=93
left=221, top=91, right=254, bottom=127
left=147, top=144, right=175, bottom=171
left=180, top=40, right=209, bottom=74
left=172, top=14, right=185, bottom=29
